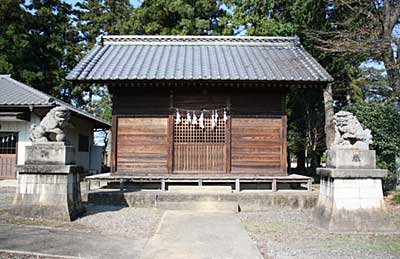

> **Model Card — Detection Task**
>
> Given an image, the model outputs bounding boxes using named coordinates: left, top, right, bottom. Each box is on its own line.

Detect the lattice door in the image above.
left=173, top=117, right=226, bottom=173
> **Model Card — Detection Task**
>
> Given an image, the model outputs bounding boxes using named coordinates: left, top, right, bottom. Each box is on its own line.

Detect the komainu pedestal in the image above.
left=12, top=107, right=84, bottom=221
left=314, top=111, right=394, bottom=232
left=13, top=143, right=84, bottom=221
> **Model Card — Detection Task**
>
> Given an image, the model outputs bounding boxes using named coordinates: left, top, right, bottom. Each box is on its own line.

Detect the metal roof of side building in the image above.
left=67, top=35, right=333, bottom=83
left=0, top=75, right=110, bottom=128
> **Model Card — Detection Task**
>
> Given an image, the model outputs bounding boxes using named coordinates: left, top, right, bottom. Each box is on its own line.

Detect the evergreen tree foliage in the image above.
left=223, top=0, right=297, bottom=36
left=121, top=0, right=232, bottom=35
left=346, top=102, right=400, bottom=172
left=0, top=0, right=82, bottom=101
left=76, top=0, right=133, bottom=47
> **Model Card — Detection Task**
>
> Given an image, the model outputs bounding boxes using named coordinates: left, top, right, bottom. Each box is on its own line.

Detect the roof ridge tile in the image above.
left=100, top=35, right=300, bottom=47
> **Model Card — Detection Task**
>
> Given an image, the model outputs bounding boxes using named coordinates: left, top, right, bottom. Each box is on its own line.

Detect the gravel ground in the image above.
left=75, top=204, right=164, bottom=238
left=0, top=187, right=163, bottom=240
left=239, top=208, right=400, bottom=259
left=0, top=187, right=15, bottom=209
left=2, top=185, right=400, bottom=259
left=0, top=251, right=73, bottom=259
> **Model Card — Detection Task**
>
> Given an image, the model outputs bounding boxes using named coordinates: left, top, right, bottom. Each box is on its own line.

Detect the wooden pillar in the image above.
left=281, top=115, right=288, bottom=175
left=111, top=115, right=118, bottom=175
left=225, top=115, right=231, bottom=174
left=167, top=115, right=174, bottom=174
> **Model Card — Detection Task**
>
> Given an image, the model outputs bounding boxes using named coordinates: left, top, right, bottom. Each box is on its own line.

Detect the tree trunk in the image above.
left=287, top=152, right=292, bottom=175
left=296, top=152, right=306, bottom=174
left=310, top=151, right=321, bottom=176
left=296, top=148, right=306, bottom=175
left=323, top=83, right=334, bottom=150
left=383, top=0, right=400, bottom=102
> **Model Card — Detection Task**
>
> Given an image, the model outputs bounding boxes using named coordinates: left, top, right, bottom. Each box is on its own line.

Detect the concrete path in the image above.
left=0, top=224, right=146, bottom=259
left=141, top=211, right=263, bottom=259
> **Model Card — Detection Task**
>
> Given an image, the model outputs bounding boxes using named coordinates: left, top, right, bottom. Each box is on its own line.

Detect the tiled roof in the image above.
left=0, top=75, right=110, bottom=128
left=67, top=35, right=333, bottom=83
left=0, top=75, right=53, bottom=106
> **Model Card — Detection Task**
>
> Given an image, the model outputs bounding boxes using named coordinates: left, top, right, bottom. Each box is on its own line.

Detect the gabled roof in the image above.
left=0, top=75, right=110, bottom=128
left=67, top=35, right=333, bottom=83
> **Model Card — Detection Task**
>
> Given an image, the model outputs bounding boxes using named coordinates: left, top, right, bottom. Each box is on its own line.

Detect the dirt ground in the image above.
left=239, top=197, right=400, bottom=259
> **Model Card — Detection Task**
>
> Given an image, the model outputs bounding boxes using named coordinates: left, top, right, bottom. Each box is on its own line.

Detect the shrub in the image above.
left=383, top=171, right=398, bottom=192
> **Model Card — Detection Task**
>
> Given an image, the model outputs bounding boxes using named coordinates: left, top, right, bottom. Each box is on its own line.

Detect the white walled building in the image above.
left=0, top=75, right=111, bottom=179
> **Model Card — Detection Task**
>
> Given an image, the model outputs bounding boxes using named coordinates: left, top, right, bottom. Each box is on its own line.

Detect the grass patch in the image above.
left=394, top=192, right=400, bottom=205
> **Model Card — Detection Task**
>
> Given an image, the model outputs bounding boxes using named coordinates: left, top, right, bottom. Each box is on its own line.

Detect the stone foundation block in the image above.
left=327, top=149, right=376, bottom=169
left=12, top=166, right=84, bottom=221
left=25, top=143, right=75, bottom=165
left=314, top=175, right=394, bottom=232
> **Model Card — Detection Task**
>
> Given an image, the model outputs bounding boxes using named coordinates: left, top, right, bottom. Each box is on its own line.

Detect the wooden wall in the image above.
left=0, top=154, right=16, bottom=179
left=230, top=117, right=286, bottom=175
left=113, top=88, right=170, bottom=115
left=111, top=85, right=287, bottom=176
left=114, top=117, right=169, bottom=174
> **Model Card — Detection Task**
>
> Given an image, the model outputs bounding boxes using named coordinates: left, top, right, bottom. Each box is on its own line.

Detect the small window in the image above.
left=0, top=132, right=17, bottom=154
left=78, top=134, right=89, bottom=152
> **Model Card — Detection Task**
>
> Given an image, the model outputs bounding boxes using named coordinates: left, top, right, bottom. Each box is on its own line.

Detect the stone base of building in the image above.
left=12, top=165, right=84, bottom=221
left=314, top=168, right=395, bottom=232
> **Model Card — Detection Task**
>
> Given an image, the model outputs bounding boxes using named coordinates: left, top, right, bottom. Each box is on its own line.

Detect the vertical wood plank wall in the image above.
left=111, top=86, right=288, bottom=176
left=0, top=155, right=16, bottom=179
left=230, top=117, right=286, bottom=175
left=115, top=117, right=169, bottom=174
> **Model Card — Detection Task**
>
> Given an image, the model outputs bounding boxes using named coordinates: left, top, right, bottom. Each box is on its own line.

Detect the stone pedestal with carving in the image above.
left=12, top=143, right=84, bottom=221
left=314, top=111, right=395, bottom=232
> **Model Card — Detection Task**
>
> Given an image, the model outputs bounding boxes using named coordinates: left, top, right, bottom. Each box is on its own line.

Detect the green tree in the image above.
left=308, top=0, right=400, bottom=103
left=0, top=0, right=27, bottom=75
left=122, top=0, right=232, bottom=35
left=287, top=88, right=326, bottom=174
left=223, top=0, right=297, bottom=36
left=86, top=85, right=112, bottom=123
left=76, top=0, right=134, bottom=47
left=0, top=0, right=83, bottom=102
left=346, top=102, right=400, bottom=172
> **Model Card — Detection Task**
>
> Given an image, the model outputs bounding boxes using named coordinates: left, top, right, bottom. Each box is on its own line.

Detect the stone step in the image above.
left=84, top=189, right=318, bottom=211
left=156, top=192, right=238, bottom=212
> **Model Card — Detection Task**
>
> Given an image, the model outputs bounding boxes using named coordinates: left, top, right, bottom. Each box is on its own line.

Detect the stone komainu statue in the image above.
left=30, top=106, right=70, bottom=142
left=332, top=111, right=372, bottom=150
